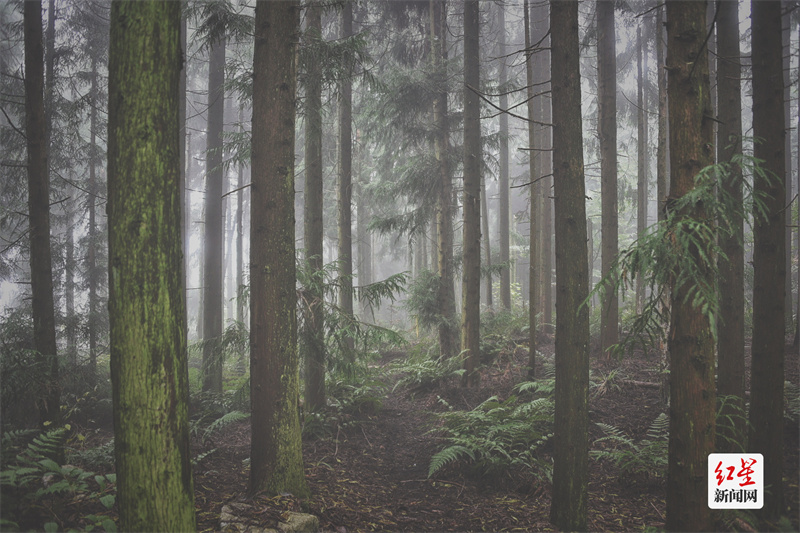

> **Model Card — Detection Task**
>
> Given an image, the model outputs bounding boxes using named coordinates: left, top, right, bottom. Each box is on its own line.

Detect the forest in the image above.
left=1, top=0, right=799, bottom=531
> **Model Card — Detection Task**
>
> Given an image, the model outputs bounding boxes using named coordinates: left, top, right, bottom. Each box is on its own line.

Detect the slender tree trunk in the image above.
left=180, top=3, right=188, bottom=344
left=664, top=2, right=716, bottom=530
left=88, top=57, right=98, bottom=383
left=715, top=0, right=745, bottom=453
left=598, top=0, right=619, bottom=359
left=303, top=1, right=325, bottom=412
left=431, top=0, right=457, bottom=360
left=748, top=0, right=786, bottom=519
left=524, top=0, right=538, bottom=377
left=783, top=4, right=794, bottom=334
left=497, top=2, right=510, bottom=311
left=65, top=195, right=76, bottom=366
left=656, top=4, right=668, bottom=223
left=202, top=33, right=226, bottom=394
left=338, top=0, right=355, bottom=351
left=237, top=104, right=245, bottom=325
left=636, top=26, right=647, bottom=315
left=461, top=0, right=481, bottom=387
left=24, top=0, right=60, bottom=427
left=548, top=1, right=590, bottom=529
left=249, top=0, right=309, bottom=498
left=481, top=174, right=493, bottom=310
left=107, top=2, right=195, bottom=528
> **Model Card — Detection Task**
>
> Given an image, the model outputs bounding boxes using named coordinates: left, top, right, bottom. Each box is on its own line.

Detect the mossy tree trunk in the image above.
left=303, top=1, right=325, bottom=413
left=664, top=2, right=716, bottom=530
left=548, top=1, right=590, bottom=530
left=24, top=0, right=60, bottom=428
left=598, top=0, right=619, bottom=360
left=430, top=0, right=457, bottom=361
left=748, top=0, right=786, bottom=520
left=107, top=2, right=196, bottom=530
left=249, top=0, right=309, bottom=499
left=461, top=0, right=481, bottom=388
left=715, top=0, right=746, bottom=453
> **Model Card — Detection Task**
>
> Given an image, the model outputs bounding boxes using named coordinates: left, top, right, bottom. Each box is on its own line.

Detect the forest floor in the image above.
left=189, top=337, right=800, bottom=533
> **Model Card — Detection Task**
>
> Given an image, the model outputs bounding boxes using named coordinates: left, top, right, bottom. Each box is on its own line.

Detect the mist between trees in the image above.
left=0, top=0, right=798, bottom=531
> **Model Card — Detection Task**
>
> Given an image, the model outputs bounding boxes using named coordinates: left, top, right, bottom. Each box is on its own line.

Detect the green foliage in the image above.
left=191, top=410, right=249, bottom=446
left=590, top=153, right=773, bottom=356
left=428, top=390, right=554, bottom=481
left=590, top=413, right=669, bottom=480
left=303, top=378, right=388, bottom=439
left=391, top=342, right=465, bottom=392
left=404, top=270, right=444, bottom=331
left=0, top=428, right=116, bottom=532
left=716, top=394, right=749, bottom=453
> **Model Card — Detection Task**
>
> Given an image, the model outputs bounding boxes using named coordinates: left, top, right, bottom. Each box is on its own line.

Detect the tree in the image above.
left=338, top=0, right=355, bottom=351
left=548, top=0, right=590, bottom=529
left=461, top=0, right=481, bottom=388
left=636, top=26, right=648, bottom=315
left=496, top=1, right=511, bottom=311
left=203, top=20, right=226, bottom=394
left=664, top=2, right=715, bottom=529
left=523, top=0, right=539, bottom=376
left=303, top=0, right=325, bottom=413
left=107, top=1, right=195, bottom=529
left=656, top=3, right=667, bottom=222
left=715, top=0, right=745, bottom=453
left=24, top=0, right=60, bottom=427
left=748, top=0, right=786, bottom=519
left=430, top=0, right=458, bottom=361
left=249, top=0, right=309, bottom=498
left=597, top=0, right=618, bottom=359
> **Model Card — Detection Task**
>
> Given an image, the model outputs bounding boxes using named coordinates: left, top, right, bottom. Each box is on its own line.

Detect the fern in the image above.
left=202, top=410, right=249, bottom=444
left=591, top=413, right=669, bottom=479
left=428, top=391, right=553, bottom=481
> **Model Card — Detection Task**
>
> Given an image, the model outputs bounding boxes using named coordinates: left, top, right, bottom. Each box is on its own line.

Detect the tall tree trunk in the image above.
left=65, top=195, right=76, bottom=366
left=636, top=26, right=647, bottom=315
left=715, top=0, right=745, bottom=453
left=202, top=33, right=226, bottom=394
left=524, top=0, right=539, bottom=377
left=548, top=1, right=590, bottom=529
left=481, top=174, right=493, bottom=310
left=180, top=3, right=188, bottom=344
left=461, top=0, right=481, bottom=387
left=356, top=130, right=373, bottom=319
left=783, top=4, right=794, bottom=334
left=748, top=0, right=786, bottom=519
left=88, top=56, right=98, bottom=383
left=338, top=0, right=355, bottom=352
left=598, top=0, right=619, bottom=359
left=237, top=104, right=245, bottom=325
left=249, top=0, right=309, bottom=498
left=656, top=4, right=668, bottom=223
left=664, top=2, right=715, bottom=530
left=303, top=1, right=325, bottom=412
left=431, top=0, right=457, bottom=360
left=497, top=1, right=511, bottom=311
left=107, top=2, right=195, bottom=528
left=24, top=0, right=60, bottom=427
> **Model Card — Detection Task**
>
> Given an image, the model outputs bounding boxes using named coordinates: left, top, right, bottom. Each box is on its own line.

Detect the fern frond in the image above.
left=428, top=445, right=475, bottom=478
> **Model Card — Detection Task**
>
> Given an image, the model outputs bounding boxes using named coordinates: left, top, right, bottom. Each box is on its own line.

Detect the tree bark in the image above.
left=748, top=0, right=786, bottom=519
left=249, top=0, right=309, bottom=498
left=431, top=0, right=457, bottom=360
left=715, top=0, right=745, bottom=453
left=548, top=1, right=590, bottom=530
left=461, top=0, right=481, bottom=387
left=303, top=1, right=325, bottom=412
left=664, top=2, right=716, bottom=530
left=598, top=0, right=619, bottom=359
left=202, top=31, right=226, bottom=394
left=636, top=26, right=648, bottom=315
left=338, top=0, right=355, bottom=351
left=497, top=1, right=511, bottom=311
left=107, top=2, right=195, bottom=529
left=88, top=56, right=98, bottom=383
left=524, top=0, right=539, bottom=377
left=24, top=0, right=60, bottom=427
left=656, top=4, right=668, bottom=224
left=481, top=173, right=493, bottom=310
